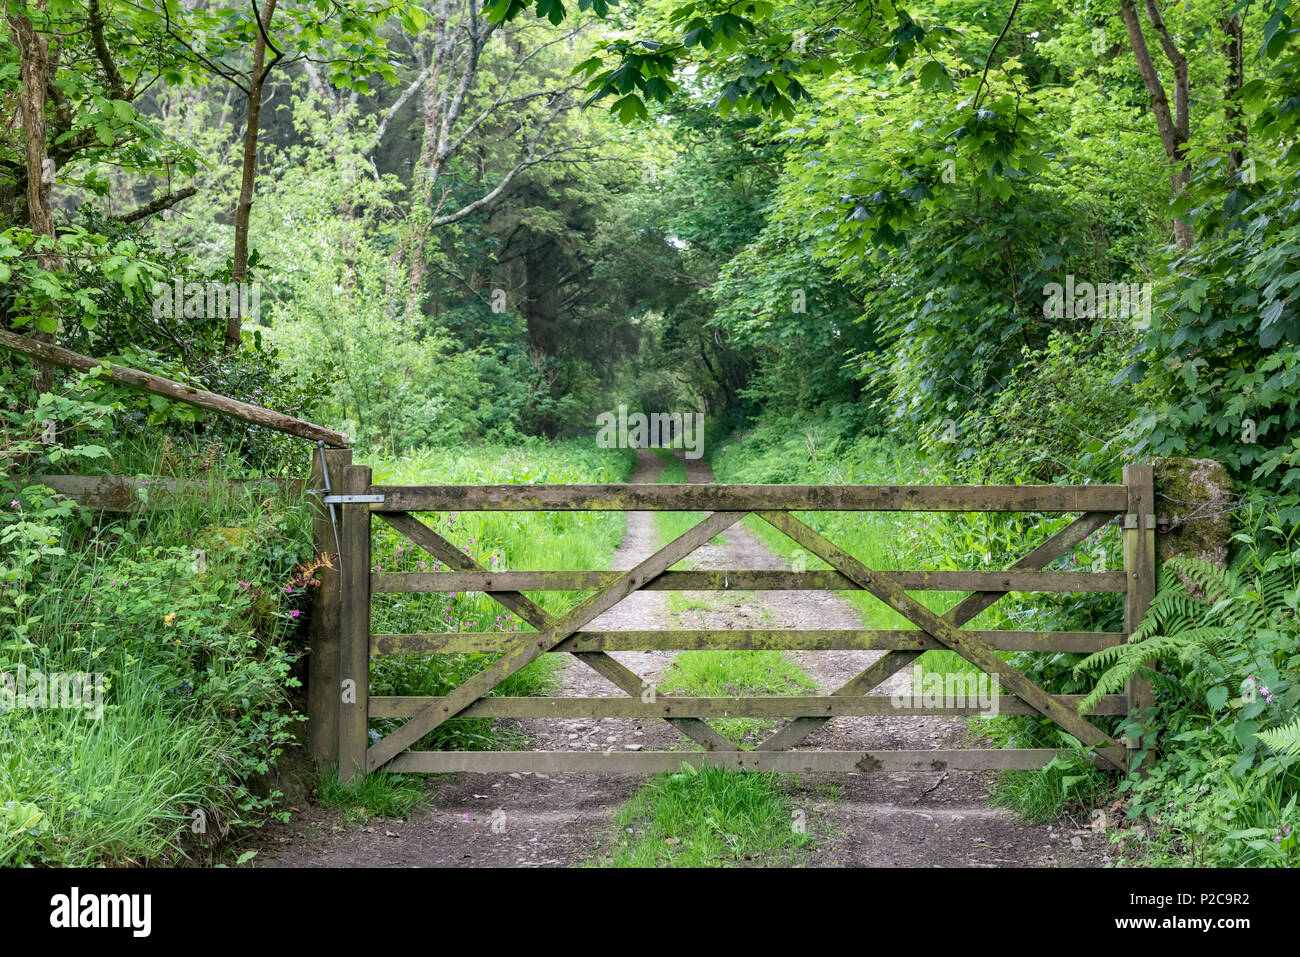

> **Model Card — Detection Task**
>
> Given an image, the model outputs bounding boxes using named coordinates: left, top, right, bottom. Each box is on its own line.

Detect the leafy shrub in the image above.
left=1134, top=163, right=1300, bottom=499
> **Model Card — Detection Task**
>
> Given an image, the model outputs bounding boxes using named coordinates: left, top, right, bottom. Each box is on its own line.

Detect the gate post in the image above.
left=338, top=464, right=373, bottom=786
left=1122, top=463, right=1157, bottom=765
left=308, top=446, right=351, bottom=770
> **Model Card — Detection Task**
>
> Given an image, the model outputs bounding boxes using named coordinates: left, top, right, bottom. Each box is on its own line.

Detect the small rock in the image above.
left=625, top=743, right=643, bottom=751
left=1070, top=837, right=1083, bottom=850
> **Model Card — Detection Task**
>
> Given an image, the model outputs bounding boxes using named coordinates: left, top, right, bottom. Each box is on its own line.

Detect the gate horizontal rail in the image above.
left=373, top=569, right=1126, bottom=593
left=312, top=464, right=1157, bottom=783
left=368, top=482, right=1128, bottom=512
left=370, top=629, right=1125, bottom=656
left=369, top=694, right=1130, bottom=719
left=386, top=749, right=1115, bottom=774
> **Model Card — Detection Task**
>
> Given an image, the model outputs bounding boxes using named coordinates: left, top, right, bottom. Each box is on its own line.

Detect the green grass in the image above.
left=315, top=770, right=428, bottom=824
left=660, top=650, right=817, bottom=698
left=989, top=755, right=1111, bottom=823
left=594, top=764, right=812, bottom=867
left=2, top=471, right=314, bottom=866
left=659, top=648, right=817, bottom=745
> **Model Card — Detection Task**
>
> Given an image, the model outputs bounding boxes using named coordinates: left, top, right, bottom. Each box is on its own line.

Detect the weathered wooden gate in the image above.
left=308, top=456, right=1156, bottom=784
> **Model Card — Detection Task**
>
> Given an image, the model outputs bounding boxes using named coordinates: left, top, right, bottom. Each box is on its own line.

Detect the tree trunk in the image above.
left=6, top=2, right=63, bottom=390
left=226, top=0, right=279, bottom=353
left=1221, top=13, right=1246, bottom=173
left=403, top=0, right=454, bottom=325
left=1119, top=0, right=1193, bottom=249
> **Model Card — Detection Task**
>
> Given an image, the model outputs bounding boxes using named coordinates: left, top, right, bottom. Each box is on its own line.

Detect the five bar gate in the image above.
left=307, top=453, right=1156, bottom=784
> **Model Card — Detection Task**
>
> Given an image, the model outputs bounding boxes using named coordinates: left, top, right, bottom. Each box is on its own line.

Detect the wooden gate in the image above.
left=308, top=459, right=1156, bottom=784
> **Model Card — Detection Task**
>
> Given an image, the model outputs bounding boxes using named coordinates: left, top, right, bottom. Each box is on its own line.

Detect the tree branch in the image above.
left=112, top=186, right=198, bottom=223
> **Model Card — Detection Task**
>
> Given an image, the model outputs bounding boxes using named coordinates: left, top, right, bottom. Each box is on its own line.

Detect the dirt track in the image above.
left=252, top=449, right=1111, bottom=867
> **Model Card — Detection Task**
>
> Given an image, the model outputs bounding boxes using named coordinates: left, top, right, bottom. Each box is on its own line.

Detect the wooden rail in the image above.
left=372, top=569, right=1127, bottom=593
left=370, top=483, right=1128, bottom=512
left=0, top=327, right=349, bottom=447
left=370, top=629, right=1126, bottom=656
left=28, top=473, right=303, bottom=511
left=387, top=749, right=1117, bottom=774
left=369, top=694, right=1131, bottom=719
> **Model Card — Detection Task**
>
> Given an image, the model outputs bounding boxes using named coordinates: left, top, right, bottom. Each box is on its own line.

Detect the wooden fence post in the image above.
left=338, top=464, right=373, bottom=786
left=307, top=446, right=351, bottom=770
left=1122, top=463, right=1157, bottom=764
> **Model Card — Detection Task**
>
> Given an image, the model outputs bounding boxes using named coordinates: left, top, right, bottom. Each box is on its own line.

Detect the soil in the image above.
left=250, top=449, right=1113, bottom=868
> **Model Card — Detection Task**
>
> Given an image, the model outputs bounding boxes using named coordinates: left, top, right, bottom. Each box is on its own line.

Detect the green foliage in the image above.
left=0, top=477, right=315, bottom=865
left=989, top=750, right=1110, bottom=824
left=315, top=771, right=428, bottom=821
left=1067, top=514, right=1300, bottom=866
left=1135, top=163, right=1300, bottom=497
left=953, top=332, right=1139, bottom=484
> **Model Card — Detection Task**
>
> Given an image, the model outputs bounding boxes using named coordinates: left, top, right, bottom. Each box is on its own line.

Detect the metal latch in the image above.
left=322, top=494, right=385, bottom=504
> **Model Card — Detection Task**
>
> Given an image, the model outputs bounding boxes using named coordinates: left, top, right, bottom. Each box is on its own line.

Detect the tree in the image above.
left=392, top=2, right=592, bottom=322
left=151, top=0, right=412, bottom=350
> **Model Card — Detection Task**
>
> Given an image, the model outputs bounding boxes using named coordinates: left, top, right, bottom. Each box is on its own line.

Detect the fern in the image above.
left=1074, top=557, right=1295, bottom=713
left=1257, top=719, right=1300, bottom=757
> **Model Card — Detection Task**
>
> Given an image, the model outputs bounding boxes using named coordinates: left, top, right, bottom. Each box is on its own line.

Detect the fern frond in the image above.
left=1256, top=719, right=1300, bottom=757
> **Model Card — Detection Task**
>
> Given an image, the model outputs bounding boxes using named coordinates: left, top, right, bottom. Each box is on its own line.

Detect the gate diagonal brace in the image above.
left=753, top=511, right=1127, bottom=772
left=377, top=511, right=736, bottom=753
left=366, top=509, right=747, bottom=770
left=755, top=510, right=1118, bottom=753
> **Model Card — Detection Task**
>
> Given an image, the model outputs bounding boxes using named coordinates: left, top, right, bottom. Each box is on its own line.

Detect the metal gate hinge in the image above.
left=322, top=494, right=385, bottom=504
